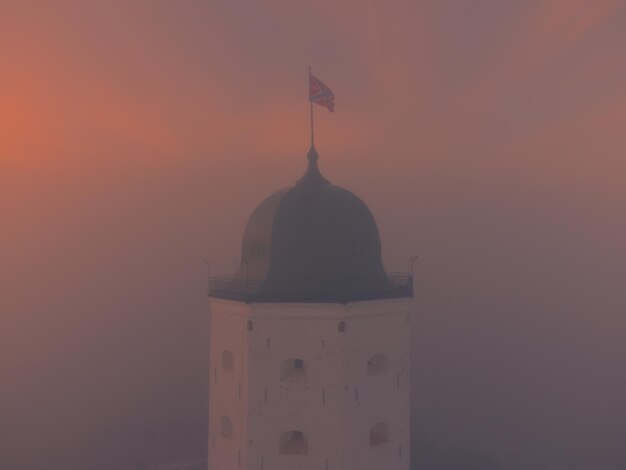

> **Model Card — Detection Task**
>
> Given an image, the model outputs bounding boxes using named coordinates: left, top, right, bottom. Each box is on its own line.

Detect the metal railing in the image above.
left=207, top=272, right=413, bottom=303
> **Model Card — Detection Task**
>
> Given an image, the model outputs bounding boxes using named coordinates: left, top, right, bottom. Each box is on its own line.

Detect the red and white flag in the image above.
left=309, top=72, right=335, bottom=112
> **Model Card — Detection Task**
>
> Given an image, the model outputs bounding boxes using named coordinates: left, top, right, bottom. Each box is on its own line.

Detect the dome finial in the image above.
left=298, top=144, right=328, bottom=185
left=307, top=144, right=319, bottom=163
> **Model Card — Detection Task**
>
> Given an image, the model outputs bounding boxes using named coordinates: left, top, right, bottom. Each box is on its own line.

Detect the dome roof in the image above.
left=232, top=145, right=390, bottom=301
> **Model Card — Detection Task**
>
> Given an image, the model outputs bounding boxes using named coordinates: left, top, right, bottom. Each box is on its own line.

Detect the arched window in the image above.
left=222, top=350, right=234, bottom=371
left=369, top=422, right=389, bottom=448
left=221, top=416, right=233, bottom=439
left=367, top=354, right=388, bottom=377
left=279, top=431, right=308, bottom=455
left=280, top=358, right=307, bottom=382
left=338, top=321, right=346, bottom=333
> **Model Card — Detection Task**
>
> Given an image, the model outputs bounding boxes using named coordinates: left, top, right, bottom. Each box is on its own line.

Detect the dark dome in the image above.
left=233, top=145, right=390, bottom=301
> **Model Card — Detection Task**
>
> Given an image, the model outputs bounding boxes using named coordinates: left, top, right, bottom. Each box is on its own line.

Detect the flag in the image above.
left=309, top=72, right=335, bottom=112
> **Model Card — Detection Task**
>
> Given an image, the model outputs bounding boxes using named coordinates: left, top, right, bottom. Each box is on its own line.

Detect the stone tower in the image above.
left=208, top=145, right=413, bottom=470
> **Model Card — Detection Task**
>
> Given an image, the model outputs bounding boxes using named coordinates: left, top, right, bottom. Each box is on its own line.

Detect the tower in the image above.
left=208, top=145, right=413, bottom=470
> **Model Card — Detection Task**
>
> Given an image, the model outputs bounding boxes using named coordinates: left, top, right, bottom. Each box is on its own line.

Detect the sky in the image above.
left=2, top=1, right=626, bottom=469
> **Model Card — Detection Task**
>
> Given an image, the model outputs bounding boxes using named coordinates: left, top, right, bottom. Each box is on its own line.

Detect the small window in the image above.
left=369, top=422, right=389, bottom=448
left=279, top=431, right=308, bottom=455
left=222, top=351, right=234, bottom=371
left=251, top=243, right=261, bottom=257
left=367, top=354, right=388, bottom=377
left=247, top=320, right=253, bottom=331
left=338, top=321, right=346, bottom=333
left=280, top=358, right=307, bottom=382
left=221, top=416, right=233, bottom=439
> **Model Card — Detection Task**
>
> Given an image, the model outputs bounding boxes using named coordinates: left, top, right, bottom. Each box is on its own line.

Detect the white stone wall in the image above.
left=208, top=297, right=412, bottom=470
left=208, top=303, right=249, bottom=469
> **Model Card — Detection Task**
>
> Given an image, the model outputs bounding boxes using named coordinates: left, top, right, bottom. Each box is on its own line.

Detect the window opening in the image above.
left=369, top=423, right=389, bottom=448
left=221, top=416, right=233, bottom=439
left=280, top=359, right=308, bottom=382
left=367, top=354, right=388, bottom=377
left=279, top=431, right=308, bottom=455
left=222, top=351, right=234, bottom=371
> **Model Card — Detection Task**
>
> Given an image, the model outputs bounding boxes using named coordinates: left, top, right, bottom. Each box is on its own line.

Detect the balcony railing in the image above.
left=207, top=272, right=413, bottom=303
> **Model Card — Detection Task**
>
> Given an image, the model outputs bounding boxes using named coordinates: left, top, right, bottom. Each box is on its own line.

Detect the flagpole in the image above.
left=309, top=66, right=314, bottom=149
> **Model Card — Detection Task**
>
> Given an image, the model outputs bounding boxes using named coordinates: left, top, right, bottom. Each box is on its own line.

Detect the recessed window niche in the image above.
left=280, top=358, right=307, bottom=382
left=367, top=354, right=388, bottom=377
left=221, top=416, right=233, bottom=439
left=222, top=350, right=234, bottom=371
left=279, top=431, right=308, bottom=455
left=369, top=422, right=389, bottom=448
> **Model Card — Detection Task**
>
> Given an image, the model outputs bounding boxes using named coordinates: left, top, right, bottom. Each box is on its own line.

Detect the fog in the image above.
left=2, top=1, right=626, bottom=469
